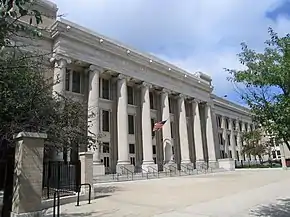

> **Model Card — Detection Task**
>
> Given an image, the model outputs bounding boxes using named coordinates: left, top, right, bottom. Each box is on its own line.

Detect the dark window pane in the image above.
left=72, top=70, right=81, bottom=93
left=127, top=86, right=134, bottom=105
left=102, top=79, right=110, bottom=99
left=129, top=144, right=135, bottom=154
left=65, top=69, right=70, bottom=91
left=149, top=92, right=154, bottom=109
left=103, top=142, right=110, bottom=153
left=128, top=115, right=134, bottom=134
left=102, top=110, right=110, bottom=132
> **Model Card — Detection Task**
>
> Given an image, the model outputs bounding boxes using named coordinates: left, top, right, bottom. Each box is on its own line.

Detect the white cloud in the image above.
left=51, top=0, right=290, bottom=99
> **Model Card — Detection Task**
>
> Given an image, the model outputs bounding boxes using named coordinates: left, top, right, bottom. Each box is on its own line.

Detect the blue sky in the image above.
left=51, top=0, right=290, bottom=104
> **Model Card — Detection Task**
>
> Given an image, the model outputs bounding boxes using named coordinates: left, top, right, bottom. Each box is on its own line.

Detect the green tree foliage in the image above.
left=0, top=0, right=97, bottom=155
left=241, top=129, right=270, bottom=163
left=226, top=28, right=290, bottom=150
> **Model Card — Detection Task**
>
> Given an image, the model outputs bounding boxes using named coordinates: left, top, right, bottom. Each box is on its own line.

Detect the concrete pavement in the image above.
left=44, top=169, right=290, bottom=217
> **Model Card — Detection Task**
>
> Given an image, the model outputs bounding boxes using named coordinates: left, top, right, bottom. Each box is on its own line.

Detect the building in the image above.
left=31, top=0, right=256, bottom=175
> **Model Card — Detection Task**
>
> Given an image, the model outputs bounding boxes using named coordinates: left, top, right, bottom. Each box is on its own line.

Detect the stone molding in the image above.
left=89, top=64, right=103, bottom=73
left=14, top=132, right=47, bottom=140
left=141, top=82, right=152, bottom=89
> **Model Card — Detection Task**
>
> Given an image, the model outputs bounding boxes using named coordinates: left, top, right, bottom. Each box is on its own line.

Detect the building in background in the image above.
left=28, top=0, right=260, bottom=176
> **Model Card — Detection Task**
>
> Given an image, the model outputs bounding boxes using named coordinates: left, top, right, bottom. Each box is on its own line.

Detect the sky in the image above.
left=51, top=0, right=290, bottom=104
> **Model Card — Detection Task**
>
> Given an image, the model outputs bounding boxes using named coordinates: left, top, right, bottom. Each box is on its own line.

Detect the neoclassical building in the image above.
left=35, top=0, right=255, bottom=175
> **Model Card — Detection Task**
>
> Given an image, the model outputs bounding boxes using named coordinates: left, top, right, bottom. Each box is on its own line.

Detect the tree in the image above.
left=226, top=28, right=290, bottom=150
left=241, top=129, right=270, bottom=163
left=0, top=0, right=98, bottom=157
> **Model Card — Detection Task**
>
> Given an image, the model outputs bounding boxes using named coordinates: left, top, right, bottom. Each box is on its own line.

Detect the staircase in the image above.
left=93, top=163, right=227, bottom=184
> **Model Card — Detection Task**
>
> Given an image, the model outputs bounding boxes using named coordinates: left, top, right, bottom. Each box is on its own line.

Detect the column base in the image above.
left=116, top=163, right=134, bottom=174
left=142, top=163, right=158, bottom=173
left=93, top=162, right=105, bottom=176
left=11, top=211, right=42, bottom=217
left=196, top=160, right=205, bottom=169
left=208, top=160, right=219, bottom=169
left=181, top=162, right=193, bottom=171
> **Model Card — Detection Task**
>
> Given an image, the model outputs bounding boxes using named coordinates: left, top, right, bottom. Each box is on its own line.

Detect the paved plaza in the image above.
left=45, top=169, right=290, bottom=217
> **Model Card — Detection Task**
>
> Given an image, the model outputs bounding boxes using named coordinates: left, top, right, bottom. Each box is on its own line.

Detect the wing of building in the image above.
left=22, top=0, right=263, bottom=175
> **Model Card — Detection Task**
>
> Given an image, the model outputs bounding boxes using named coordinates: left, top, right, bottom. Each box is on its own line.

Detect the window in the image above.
left=72, top=70, right=81, bottom=93
left=220, top=150, right=225, bottom=159
left=149, top=92, right=154, bottom=109
left=65, top=69, right=82, bottom=93
left=169, top=98, right=173, bottom=113
left=65, top=69, right=70, bottom=91
left=225, top=118, right=229, bottom=129
left=277, top=150, right=281, bottom=156
left=103, top=142, right=110, bottom=153
left=236, top=151, right=239, bottom=161
left=128, top=115, right=135, bottom=134
left=232, top=120, right=236, bottom=130
left=217, top=116, right=222, bottom=128
left=153, top=157, right=157, bottom=164
left=102, top=78, right=110, bottom=99
left=151, top=119, right=155, bottom=130
left=250, top=125, right=253, bottom=131
left=127, top=86, right=134, bottom=105
left=152, top=145, right=156, bottom=155
left=170, top=122, right=174, bottom=138
left=245, top=123, right=248, bottom=131
left=103, top=156, right=110, bottom=167
left=129, top=144, right=135, bottom=154
left=227, top=134, right=231, bottom=146
left=239, top=122, right=242, bottom=131
left=218, top=133, right=223, bottom=145
left=234, top=135, right=238, bottom=146
left=130, top=157, right=135, bottom=165
left=229, top=150, right=232, bottom=158
left=102, top=110, right=110, bottom=132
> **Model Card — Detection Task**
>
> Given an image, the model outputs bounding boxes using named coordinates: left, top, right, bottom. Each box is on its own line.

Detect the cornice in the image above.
left=51, top=19, right=212, bottom=94
left=212, top=94, right=252, bottom=119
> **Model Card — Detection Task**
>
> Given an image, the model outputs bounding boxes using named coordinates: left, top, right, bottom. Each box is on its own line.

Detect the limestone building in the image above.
left=32, top=0, right=255, bottom=175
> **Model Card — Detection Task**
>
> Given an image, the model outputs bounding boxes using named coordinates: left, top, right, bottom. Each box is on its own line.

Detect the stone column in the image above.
left=229, top=119, right=237, bottom=159
left=11, top=132, right=47, bottom=217
left=141, top=82, right=157, bottom=172
left=205, top=103, right=217, bottom=166
left=116, top=74, right=133, bottom=173
left=87, top=65, right=105, bottom=176
left=237, top=129, right=243, bottom=161
left=193, top=100, right=204, bottom=165
left=178, top=94, right=191, bottom=164
left=221, top=116, right=228, bottom=158
left=51, top=55, right=71, bottom=161
left=51, top=55, right=71, bottom=95
left=161, top=89, right=174, bottom=164
left=79, top=152, right=95, bottom=198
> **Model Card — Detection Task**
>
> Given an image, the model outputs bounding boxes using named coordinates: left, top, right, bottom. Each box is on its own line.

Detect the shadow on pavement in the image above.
left=250, top=198, right=290, bottom=217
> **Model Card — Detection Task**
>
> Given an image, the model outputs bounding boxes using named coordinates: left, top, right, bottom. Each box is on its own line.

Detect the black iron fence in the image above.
left=42, top=160, right=81, bottom=199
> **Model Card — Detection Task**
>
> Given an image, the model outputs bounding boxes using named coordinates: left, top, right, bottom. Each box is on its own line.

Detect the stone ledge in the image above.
left=14, top=132, right=47, bottom=140
left=10, top=211, right=42, bottom=217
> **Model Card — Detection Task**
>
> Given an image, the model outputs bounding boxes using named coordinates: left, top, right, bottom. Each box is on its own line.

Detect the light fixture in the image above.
left=99, top=38, right=103, bottom=43
left=149, top=59, right=153, bottom=63
left=184, top=74, right=187, bottom=77
left=66, top=25, right=71, bottom=30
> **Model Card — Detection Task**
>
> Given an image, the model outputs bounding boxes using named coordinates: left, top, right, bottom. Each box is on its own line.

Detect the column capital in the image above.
left=50, top=54, right=72, bottom=65
left=117, top=74, right=130, bottom=81
left=141, top=82, right=152, bottom=89
left=89, top=65, right=102, bottom=73
left=162, top=88, right=172, bottom=94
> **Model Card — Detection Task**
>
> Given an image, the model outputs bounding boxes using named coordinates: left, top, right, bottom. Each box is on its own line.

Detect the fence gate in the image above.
left=42, top=160, right=81, bottom=199
left=0, top=141, right=16, bottom=217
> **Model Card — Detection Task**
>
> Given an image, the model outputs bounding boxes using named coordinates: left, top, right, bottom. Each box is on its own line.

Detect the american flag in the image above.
left=153, top=120, right=167, bottom=132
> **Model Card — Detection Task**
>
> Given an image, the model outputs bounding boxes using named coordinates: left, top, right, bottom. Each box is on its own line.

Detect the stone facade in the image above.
left=33, top=1, right=256, bottom=175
